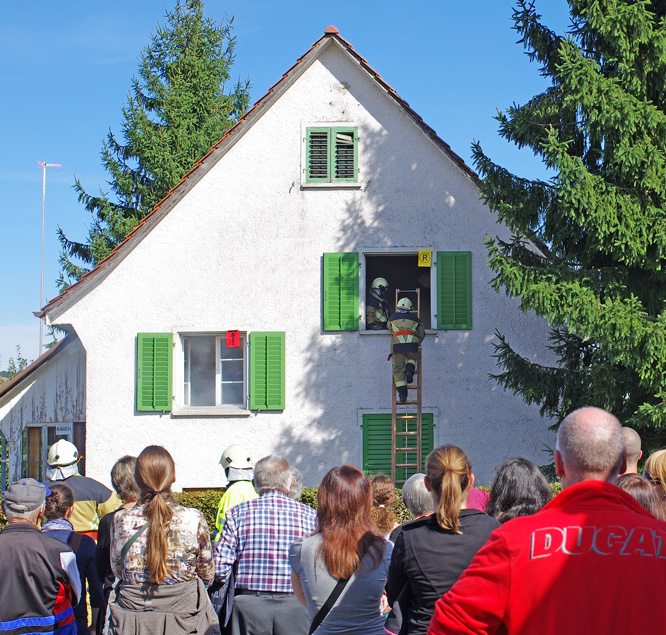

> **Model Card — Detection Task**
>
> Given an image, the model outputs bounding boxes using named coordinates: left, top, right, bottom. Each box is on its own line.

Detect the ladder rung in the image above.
left=395, top=415, right=419, bottom=420
left=396, top=433, right=418, bottom=438
left=396, top=463, right=418, bottom=469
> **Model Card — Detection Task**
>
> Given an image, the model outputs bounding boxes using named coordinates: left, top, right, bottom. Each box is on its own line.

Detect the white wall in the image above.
left=0, top=336, right=86, bottom=482
left=53, top=42, right=554, bottom=488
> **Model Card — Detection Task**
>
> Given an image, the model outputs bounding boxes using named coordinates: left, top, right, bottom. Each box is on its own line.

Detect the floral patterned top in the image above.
left=110, top=501, right=214, bottom=585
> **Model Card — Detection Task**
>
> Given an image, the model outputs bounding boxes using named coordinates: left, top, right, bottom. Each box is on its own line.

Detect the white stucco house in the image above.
left=0, top=27, right=555, bottom=491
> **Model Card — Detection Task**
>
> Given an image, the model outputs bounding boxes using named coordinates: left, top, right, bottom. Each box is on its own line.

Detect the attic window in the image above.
left=305, top=127, right=358, bottom=184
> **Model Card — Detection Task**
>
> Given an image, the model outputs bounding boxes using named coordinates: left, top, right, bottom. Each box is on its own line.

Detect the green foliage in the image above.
left=176, top=488, right=223, bottom=533
left=174, top=485, right=411, bottom=537
left=479, top=1, right=666, bottom=443
left=58, top=0, right=250, bottom=288
left=4, top=346, right=29, bottom=380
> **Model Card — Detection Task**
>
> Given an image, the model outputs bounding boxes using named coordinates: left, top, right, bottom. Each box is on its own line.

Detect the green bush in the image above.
left=176, top=489, right=224, bottom=533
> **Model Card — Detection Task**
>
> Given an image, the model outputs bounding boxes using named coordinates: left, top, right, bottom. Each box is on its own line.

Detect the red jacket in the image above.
left=428, top=480, right=666, bottom=635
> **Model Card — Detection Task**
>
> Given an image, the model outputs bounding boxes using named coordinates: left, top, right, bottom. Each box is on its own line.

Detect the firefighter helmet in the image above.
left=47, top=440, right=80, bottom=467
left=372, top=277, right=388, bottom=290
left=220, top=444, right=253, bottom=470
left=397, top=297, right=413, bottom=311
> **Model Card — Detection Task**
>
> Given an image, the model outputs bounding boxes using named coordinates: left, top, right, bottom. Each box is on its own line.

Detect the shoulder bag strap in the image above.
left=308, top=576, right=350, bottom=635
left=120, top=522, right=149, bottom=565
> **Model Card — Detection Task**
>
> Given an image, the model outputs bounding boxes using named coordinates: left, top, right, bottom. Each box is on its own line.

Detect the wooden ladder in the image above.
left=391, top=288, right=423, bottom=484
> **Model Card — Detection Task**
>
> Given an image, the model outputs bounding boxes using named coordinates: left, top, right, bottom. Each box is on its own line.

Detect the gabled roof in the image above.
left=40, top=26, right=480, bottom=322
left=0, top=333, right=76, bottom=403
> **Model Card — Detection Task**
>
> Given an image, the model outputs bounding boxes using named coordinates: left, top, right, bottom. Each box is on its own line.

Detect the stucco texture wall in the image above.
left=53, top=42, right=554, bottom=488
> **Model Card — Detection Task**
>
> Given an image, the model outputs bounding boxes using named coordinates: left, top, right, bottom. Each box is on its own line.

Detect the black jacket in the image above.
left=385, top=510, right=499, bottom=635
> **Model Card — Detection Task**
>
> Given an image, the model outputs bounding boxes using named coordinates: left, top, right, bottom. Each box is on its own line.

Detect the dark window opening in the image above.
left=365, top=254, right=431, bottom=329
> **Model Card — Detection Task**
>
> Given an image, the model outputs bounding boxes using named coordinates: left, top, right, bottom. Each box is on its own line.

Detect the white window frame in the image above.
left=173, top=329, right=251, bottom=417
left=301, top=122, right=362, bottom=188
left=359, top=248, right=438, bottom=334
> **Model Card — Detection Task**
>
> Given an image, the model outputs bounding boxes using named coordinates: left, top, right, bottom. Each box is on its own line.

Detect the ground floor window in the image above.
left=362, top=412, right=434, bottom=482
left=21, top=422, right=85, bottom=480
left=182, top=333, right=246, bottom=407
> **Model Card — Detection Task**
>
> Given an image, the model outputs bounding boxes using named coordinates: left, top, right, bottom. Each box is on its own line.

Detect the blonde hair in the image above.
left=369, top=474, right=396, bottom=534
left=426, top=445, right=471, bottom=534
left=135, top=446, right=176, bottom=584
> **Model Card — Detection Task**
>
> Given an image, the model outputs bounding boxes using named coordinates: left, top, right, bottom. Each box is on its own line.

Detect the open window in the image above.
left=365, top=253, right=432, bottom=329
left=322, top=251, right=471, bottom=332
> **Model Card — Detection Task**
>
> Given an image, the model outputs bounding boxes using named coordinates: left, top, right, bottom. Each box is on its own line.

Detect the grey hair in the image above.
left=111, top=456, right=140, bottom=502
left=254, top=455, right=291, bottom=492
left=556, top=407, right=624, bottom=478
left=621, top=427, right=642, bottom=466
left=3, top=502, right=43, bottom=523
left=287, top=467, right=304, bottom=501
left=401, top=473, right=433, bottom=518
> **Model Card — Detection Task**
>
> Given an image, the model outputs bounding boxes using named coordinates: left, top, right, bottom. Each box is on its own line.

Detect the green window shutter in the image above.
left=249, top=332, right=285, bottom=411
left=306, top=128, right=330, bottom=182
left=362, top=413, right=434, bottom=481
left=323, top=252, right=359, bottom=331
left=136, top=333, right=173, bottom=412
left=437, top=251, right=472, bottom=330
left=333, top=128, right=358, bottom=182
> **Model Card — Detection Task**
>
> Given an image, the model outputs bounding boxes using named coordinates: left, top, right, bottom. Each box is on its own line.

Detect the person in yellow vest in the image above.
left=388, top=297, right=425, bottom=403
left=213, top=444, right=258, bottom=542
left=45, top=440, right=121, bottom=540
left=366, top=277, right=390, bottom=330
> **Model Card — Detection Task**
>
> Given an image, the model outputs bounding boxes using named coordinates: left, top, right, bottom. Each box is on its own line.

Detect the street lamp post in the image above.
left=38, top=161, right=61, bottom=355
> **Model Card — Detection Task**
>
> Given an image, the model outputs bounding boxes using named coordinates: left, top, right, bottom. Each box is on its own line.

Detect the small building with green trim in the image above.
left=1, top=27, right=554, bottom=489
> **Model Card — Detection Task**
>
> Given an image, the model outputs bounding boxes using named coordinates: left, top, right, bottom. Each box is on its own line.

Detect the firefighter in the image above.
left=366, top=277, right=390, bottom=330
left=45, top=440, right=121, bottom=539
left=213, top=444, right=258, bottom=541
left=388, top=297, right=425, bottom=402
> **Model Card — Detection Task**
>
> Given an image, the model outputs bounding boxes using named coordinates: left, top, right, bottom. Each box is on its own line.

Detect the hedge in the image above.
left=0, top=483, right=562, bottom=532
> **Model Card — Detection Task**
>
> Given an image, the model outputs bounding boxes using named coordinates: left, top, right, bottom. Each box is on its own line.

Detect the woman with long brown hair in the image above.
left=107, top=446, right=219, bottom=634
left=290, top=465, right=392, bottom=634
left=385, top=446, right=499, bottom=635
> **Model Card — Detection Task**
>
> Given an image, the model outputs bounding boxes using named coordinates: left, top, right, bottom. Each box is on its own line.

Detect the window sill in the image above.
left=301, top=182, right=362, bottom=189
left=359, top=329, right=438, bottom=336
left=171, top=406, right=252, bottom=417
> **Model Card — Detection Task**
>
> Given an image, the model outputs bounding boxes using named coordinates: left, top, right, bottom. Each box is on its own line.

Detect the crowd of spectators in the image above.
left=3, top=407, right=666, bottom=634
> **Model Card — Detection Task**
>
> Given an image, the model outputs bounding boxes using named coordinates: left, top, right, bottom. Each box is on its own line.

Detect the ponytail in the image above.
left=135, top=446, right=176, bottom=584
left=426, top=445, right=471, bottom=534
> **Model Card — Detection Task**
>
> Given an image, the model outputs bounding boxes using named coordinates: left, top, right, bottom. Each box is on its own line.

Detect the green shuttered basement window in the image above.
left=437, top=251, right=472, bottom=330
left=362, top=413, right=434, bottom=481
left=323, top=252, right=359, bottom=331
left=250, top=332, right=286, bottom=411
left=137, top=333, right=173, bottom=412
left=306, top=127, right=358, bottom=183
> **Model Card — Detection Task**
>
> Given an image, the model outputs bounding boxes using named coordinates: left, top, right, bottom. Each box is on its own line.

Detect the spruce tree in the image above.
left=58, top=0, right=249, bottom=286
left=477, top=0, right=666, bottom=440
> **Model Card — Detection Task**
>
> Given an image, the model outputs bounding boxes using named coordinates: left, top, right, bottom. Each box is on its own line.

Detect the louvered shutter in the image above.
left=249, top=332, right=285, bottom=411
left=306, top=128, right=330, bottom=182
left=437, top=251, right=472, bottom=330
left=323, top=252, right=359, bottom=331
left=136, top=333, right=173, bottom=412
left=333, top=128, right=357, bottom=181
left=362, top=413, right=434, bottom=481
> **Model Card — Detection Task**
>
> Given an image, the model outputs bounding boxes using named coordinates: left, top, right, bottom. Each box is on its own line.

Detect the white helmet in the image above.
left=220, top=444, right=253, bottom=470
left=397, top=297, right=413, bottom=311
left=372, top=277, right=388, bottom=290
left=47, top=440, right=80, bottom=467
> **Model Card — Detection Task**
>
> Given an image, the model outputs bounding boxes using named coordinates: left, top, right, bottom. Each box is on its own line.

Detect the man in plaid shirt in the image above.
left=214, top=454, right=317, bottom=635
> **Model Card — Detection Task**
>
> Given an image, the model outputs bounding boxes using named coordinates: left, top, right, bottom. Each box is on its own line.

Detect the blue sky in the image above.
left=0, top=1, right=571, bottom=369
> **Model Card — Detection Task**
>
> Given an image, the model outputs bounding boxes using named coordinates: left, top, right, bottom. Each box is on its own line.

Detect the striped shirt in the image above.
left=214, top=489, right=317, bottom=593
